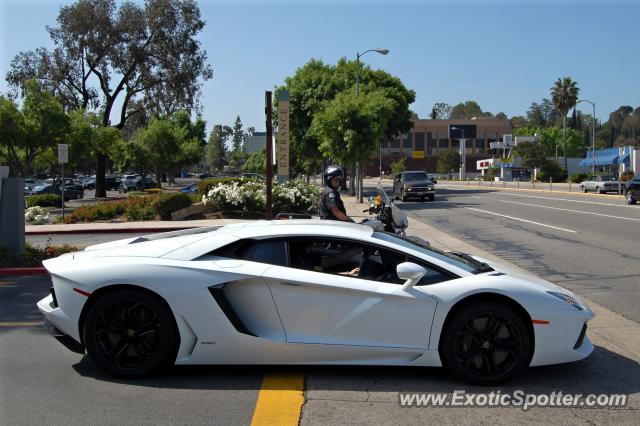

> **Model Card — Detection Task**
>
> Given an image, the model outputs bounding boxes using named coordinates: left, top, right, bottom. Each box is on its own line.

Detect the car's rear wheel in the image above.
left=440, top=302, right=530, bottom=385
left=595, top=186, right=602, bottom=194
left=83, top=289, right=178, bottom=378
left=581, top=185, right=587, bottom=193
left=626, top=189, right=637, bottom=205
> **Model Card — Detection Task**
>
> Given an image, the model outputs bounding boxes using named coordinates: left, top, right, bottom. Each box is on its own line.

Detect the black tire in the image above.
left=595, top=186, right=602, bottom=194
left=83, top=289, right=179, bottom=378
left=440, top=301, right=531, bottom=386
left=581, top=185, right=587, bottom=193
left=626, top=189, right=637, bottom=205
left=75, top=192, right=82, bottom=199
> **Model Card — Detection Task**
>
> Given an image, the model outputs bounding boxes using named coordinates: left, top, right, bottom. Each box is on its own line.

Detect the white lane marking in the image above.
left=497, top=199, right=640, bottom=222
left=465, top=207, right=577, bottom=233
left=498, top=192, right=635, bottom=209
left=470, top=196, right=482, bottom=199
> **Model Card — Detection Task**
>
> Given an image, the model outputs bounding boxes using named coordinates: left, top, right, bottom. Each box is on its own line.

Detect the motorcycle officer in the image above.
left=319, top=165, right=354, bottom=222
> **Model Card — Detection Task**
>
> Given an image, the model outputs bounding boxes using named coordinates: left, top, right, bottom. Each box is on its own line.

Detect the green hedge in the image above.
left=152, top=192, right=192, bottom=220
left=26, top=194, right=62, bottom=208
left=197, top=177, right=248, bottom=195
left=0, top=243, right=77, bottom=267
left=570, top=173, right=589, bottom=183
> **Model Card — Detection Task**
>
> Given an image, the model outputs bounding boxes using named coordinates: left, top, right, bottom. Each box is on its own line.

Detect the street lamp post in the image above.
left=356, top=48, right=389, bottom=203
left=451, top=126, right=465, bottom=180
left=577, top=99, right=596, bottom=176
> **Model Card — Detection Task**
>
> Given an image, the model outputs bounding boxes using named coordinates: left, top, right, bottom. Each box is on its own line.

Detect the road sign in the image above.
left=277, top=91, right=290, bottom=180
left=412, top=150, right=425, bottom=159
left=58, top=144, right=68, bottom=164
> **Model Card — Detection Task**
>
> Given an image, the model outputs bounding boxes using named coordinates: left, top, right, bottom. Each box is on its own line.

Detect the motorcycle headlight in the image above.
left=547, top=291, right=584, bottom=311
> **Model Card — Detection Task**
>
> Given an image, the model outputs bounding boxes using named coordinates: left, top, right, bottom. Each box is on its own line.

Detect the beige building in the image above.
left=364, top=117, right=512, bottom=176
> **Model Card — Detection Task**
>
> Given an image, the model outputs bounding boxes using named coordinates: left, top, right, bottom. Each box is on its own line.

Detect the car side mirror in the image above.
left=397, top=262, right=427, bottom=291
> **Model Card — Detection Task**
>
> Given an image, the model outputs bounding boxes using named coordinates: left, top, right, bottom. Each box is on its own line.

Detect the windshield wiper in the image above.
left=449, top=251, right=494, bottom=273
left=472, top=264, right=495, bottom=274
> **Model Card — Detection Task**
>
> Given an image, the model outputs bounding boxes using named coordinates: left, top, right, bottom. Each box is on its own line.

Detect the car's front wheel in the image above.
left=626, top=189, right=637, bottom=205
left=440, top=301, right=531, bottom=385
left=83, top=289, right=179, bottom=378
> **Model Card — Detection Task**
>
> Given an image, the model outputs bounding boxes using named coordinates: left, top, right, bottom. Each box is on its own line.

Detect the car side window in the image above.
left=211, top=239, right=288, bottom=266
left=408, top=257, right=457, bottom=285
left=287, top=239, right=406, bottom=285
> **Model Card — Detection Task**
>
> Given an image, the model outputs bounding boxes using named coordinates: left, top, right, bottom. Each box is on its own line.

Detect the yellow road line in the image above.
left=0, top=321, right=43, bottom=327
left=251, top=372, right=305, bottom=426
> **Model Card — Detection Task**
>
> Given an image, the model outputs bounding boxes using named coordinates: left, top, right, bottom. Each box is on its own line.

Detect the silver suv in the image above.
left=393, top=171, right=436, bottom=202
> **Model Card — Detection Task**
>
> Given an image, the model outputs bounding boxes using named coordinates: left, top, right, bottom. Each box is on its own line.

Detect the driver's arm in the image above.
left=330, top=206, right=354, bottom=222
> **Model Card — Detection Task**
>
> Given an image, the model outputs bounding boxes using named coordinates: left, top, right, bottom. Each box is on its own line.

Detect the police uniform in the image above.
left=319, top=185, right=347, bottom=220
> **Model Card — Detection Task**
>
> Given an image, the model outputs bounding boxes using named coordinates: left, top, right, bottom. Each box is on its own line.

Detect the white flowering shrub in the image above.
left=25, top=206, right=50, bottom=225
left=202, top=178, right=319, bottom=215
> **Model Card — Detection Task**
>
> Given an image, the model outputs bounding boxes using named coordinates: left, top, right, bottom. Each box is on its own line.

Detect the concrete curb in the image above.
left=26, top=226, right=192, bottom=236
left=0, top=267, right=47, bottom=275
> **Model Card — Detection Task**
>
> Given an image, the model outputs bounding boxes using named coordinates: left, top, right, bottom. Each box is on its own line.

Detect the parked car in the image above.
left=393, top=171, right=436, bottom=202
left=199, top=173, right=215, bottom=180
left=38, top=221, right=594, bottom=384
left=241, top=173, right=265, bottom=180
left=118, top=174, right=155, bottom=193
left=80, top=176, right=96, bottom=190
left=24, top=178, right=41, bottom=190
left=179, top=183, right=198, bottom=194
left=623, top=174, right=640, bottom=205
left=105, top=176, right=121, bottom=191
left=31, top=183, right=83, bottom=201
left=579, top=175, right=623, bottom=194
left=427, top=174, right=438, bottom=184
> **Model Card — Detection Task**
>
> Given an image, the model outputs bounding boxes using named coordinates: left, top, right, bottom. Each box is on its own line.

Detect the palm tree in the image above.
left=551, top=77, right=580, bottom=168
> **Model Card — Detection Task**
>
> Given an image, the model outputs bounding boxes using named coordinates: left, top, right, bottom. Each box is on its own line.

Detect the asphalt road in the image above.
left=2, top=276, right=638, bottom=425
left=0, top=276, right=263, bottom=425
left=390, top=183, right=640, bottom=323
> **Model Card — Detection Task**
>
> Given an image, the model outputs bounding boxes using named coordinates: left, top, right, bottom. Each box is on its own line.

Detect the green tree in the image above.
left=495, top=112, right=508, bottom=120
left=514, top=126, right=584, bottom=158
left=510, top=115, right=528, bottom=129
left=390, top=157, right=406, bottom=176
left=242, top=150, right=266, bottom=174
left=551, top=77, right=580, bottom=166
left=310, top=90, right=395, bottom=176
left=450, top=101, right=485, bottom=119
left=0, top=81, right=69, bottom=176
left=512, top=142, right=546, bottom=181
left=277, top=58, right=415, bottom=176
left=437, top=150, right=462, bottom=175
left=206, top=125, right=231, bottom=171
left=6, top=0, right=212, bottom=196
left=430, top=102, right=452, bottom=119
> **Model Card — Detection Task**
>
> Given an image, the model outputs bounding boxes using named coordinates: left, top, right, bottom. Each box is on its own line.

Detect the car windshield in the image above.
left=372, top=232, right=480, bottom=273
left=403, top=172, right=428, bottom=181
left=601, top=175, right=615, bottom=181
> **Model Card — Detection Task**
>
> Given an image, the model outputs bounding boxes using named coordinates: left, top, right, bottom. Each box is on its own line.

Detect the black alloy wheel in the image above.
left=441, top=302, right=530, bottom=385
left=84, top=290, right=178, bottom=378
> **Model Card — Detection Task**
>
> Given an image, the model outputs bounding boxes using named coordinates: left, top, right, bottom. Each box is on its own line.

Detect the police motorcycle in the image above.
left=360, top=188, right=409, bottom=237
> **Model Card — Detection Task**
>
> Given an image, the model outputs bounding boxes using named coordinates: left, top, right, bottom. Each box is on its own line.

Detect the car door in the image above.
left=262, top=238, right=438, bottom=349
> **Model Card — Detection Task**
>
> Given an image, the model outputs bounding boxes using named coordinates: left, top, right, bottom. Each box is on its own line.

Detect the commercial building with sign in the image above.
left=244, top=132, right=267, bottom=154
left=363, top=117, right=512, bottom=176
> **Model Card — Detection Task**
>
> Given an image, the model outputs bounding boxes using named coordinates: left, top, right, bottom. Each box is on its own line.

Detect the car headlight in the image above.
left=547, top=291, right=584, bottom=311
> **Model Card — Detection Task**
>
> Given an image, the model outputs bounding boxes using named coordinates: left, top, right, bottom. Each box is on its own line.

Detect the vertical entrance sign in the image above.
left=277, top=91, right=290, bottom=182
left=265, top=91, right=273, bottom=220
left=58, top=144, right=68, bottom=221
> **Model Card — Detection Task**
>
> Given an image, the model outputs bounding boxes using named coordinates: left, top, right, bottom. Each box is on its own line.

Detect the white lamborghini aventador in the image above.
left=37, top=220, right=593, bottom=385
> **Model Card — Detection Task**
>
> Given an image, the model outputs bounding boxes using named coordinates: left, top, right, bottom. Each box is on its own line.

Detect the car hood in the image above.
left=471, top=254, right=567, bottom=293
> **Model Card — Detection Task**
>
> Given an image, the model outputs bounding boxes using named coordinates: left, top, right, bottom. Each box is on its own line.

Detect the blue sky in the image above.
left=1, top=0, right=639, bottom=135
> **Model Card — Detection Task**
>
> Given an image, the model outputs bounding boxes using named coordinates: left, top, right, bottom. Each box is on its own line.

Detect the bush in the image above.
left=152, top=192, right=192, bottom=220
left=0, top=243, right=78, bottom=267
left=197, top=177, right=246, bottom=195
left=202, top=178, right=319, bottom=215
left=25, top=206, right=50, bottom=224
left=538, top=160, right=567, bottom=182
left=124, top=197, right=157, bottom=221
left=570, top=173, right=589, bottom=183
left=26, top=194, right=61, bottom=208
left=620, top=170, right=635, bottom=181
left=390, top=158, right=406, bottom=176
left=64, top=201, right=126, bottom=223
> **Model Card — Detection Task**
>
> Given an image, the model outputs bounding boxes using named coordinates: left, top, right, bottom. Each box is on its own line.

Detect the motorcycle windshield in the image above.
left=372, top=187, right=391, bottom=205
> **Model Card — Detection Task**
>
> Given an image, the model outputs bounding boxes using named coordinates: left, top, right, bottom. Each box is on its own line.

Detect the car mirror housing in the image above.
left=397, top=262, right=427, bottom=291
